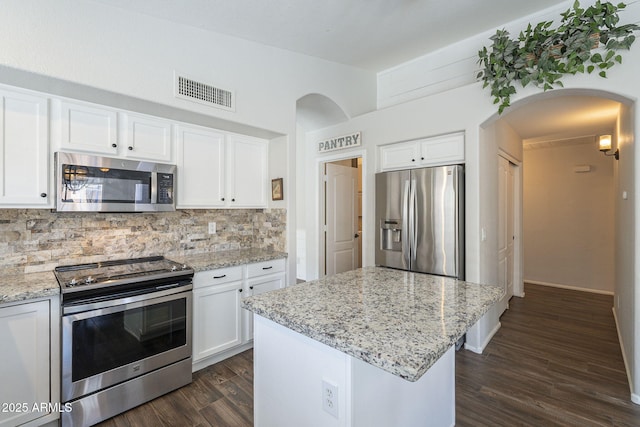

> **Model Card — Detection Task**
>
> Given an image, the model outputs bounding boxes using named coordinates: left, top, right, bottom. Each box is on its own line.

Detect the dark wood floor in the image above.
left=456, top=284, right=640, bottom=427
left=96, top=351, right=254, bottom=427
left=98, top=283, right=640, bottom=426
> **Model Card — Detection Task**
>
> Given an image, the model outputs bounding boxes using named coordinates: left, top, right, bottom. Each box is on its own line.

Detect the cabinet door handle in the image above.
left=231, top=198, right=236, bottom=202
left=213, top=274, right=226, bottom=279
left=249, top=286, right=254, bottom=290
left=111, top=143, right=117, bottom=148
left=411, top=158, right=415, bottom=162
left=221, top=197, right=225, bottom=201
left=421, top=157, right=424, bottom=160
left=239, top=288, right=243, bottom=293
left=40, top=193, right=47, bottom=198
left=262, top=266, right=273, bottom=270
left=128, top=146, right=133, bottom=151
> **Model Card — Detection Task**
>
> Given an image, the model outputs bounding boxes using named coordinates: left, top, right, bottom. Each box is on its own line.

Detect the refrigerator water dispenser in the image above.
left=380, top=219, right=402, bottom=251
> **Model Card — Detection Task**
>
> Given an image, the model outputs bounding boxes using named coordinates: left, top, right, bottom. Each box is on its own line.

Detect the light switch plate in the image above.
left=208, top=222, right=217, bottom=234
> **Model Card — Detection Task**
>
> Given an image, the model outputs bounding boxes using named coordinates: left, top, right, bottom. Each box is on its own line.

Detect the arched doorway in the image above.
left=474, top=89, right=636, bottom=402
left=295, top=93, right=353, bottom=281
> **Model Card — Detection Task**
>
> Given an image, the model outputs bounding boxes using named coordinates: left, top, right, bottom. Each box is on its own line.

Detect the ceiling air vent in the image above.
left=175, top=74, right=235, bottom=112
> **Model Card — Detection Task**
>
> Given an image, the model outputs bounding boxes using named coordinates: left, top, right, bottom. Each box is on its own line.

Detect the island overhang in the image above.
left=242, top=266, right=504, bottom=382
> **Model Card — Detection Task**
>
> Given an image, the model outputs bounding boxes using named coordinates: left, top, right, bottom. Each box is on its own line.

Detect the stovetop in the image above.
left=54, top=256, right=194, bottom=294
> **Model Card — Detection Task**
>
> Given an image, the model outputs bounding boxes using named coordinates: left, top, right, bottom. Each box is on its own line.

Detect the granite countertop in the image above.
left=1, top=248, right=287, bottom=306
left=172, top=248, right=287, bottom=272
left=0, top=271, right=60, bottom=305
left=242, top=266, right=504, bottom=382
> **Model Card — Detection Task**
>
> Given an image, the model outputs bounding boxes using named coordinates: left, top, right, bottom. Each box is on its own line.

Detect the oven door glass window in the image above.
left=71, top=298, right=187, bottom=382
left=61, top=164, right=152, bottom=205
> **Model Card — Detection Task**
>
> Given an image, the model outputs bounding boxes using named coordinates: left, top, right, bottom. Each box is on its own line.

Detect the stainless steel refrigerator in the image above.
left=375, top=165, right=464, bottom=279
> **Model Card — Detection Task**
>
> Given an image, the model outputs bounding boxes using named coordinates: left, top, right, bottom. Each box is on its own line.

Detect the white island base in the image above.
left=254, top=315, right=455, bottom=427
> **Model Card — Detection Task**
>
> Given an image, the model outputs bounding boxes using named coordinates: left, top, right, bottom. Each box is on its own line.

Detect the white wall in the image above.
left=615, top=102, right=637, bottom=402
left=0, top=1, right=376, bottom=135
left=523, top=139, right=615, bottom=293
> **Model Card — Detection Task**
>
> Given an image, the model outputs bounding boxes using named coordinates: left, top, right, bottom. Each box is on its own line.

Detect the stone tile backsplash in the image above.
left=0, top=208, right=286, bottom=275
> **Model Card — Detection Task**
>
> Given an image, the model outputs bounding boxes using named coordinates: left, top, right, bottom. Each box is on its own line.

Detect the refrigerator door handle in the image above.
left=402, top=179, right=410, bottom=267
left=410, top=179, right=418, bottom=263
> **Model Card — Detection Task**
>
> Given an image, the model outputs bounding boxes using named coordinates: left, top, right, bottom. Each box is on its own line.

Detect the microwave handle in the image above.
left=150, top=172, right=158, bottom=204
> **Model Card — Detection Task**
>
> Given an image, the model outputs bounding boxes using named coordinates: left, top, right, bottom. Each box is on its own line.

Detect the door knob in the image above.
left=354, top=233, right=360, bottom=238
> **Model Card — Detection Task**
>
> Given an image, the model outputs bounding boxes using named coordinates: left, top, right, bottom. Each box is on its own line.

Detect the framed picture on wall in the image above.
left=271, top=178, right=283, bottom=201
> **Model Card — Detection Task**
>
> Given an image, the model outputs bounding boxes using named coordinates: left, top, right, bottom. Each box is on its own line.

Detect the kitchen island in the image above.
left=241, top=266, right=503, bottom=427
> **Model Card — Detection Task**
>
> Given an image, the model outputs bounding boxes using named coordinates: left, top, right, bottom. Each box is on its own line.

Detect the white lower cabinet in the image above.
left=243, top=259, right=287, bottom=342
left=192, top=258, right=286, bottom=371
left=0, top=297, right=60, bottom=427
left=192, top=266, right=244, bottom=363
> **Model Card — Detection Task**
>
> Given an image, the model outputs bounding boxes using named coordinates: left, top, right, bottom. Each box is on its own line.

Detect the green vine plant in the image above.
left=477, top=0, right=639, bottom=114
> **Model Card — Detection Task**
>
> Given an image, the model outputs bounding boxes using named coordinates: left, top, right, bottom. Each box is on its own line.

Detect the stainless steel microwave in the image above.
left=55, top=152, right=176, bottom=212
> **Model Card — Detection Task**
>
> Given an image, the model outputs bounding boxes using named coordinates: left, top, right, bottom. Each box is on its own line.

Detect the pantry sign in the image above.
left=317, top=132, right=361, bottom=153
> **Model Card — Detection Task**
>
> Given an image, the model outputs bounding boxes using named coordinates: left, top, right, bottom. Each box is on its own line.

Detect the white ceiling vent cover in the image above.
left=175, top=74, right=235, bottom=112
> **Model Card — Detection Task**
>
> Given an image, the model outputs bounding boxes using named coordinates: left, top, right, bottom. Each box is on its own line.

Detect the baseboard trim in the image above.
left=612, top=308, right=639, bottom=405
left=524, top=280, right=613, bottom=296
left=192, top=342, right=253, bottom=373
left=464, top=321, right=501, bottom=354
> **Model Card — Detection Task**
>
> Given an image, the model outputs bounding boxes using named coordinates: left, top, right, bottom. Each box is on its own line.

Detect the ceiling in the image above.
left=91, top=0, right=621, bottom=141
left=501, top=95, right=621, bottom=145
left=92, top=0, right=568, bottom=71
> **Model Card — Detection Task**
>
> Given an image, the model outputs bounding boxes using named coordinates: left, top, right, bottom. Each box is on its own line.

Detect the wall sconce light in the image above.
left=599, top=135, right=619, bottom=160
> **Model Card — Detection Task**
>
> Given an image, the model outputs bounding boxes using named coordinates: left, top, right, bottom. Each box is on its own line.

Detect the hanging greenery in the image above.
left=477, top=1, right=639, bottom=114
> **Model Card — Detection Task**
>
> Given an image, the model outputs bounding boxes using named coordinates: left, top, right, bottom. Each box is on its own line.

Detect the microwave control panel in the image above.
left=157, top=173, right=174, bottom=204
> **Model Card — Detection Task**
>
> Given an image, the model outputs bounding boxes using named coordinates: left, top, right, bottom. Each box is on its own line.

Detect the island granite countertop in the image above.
left=242, top=266, right=504, bottom=382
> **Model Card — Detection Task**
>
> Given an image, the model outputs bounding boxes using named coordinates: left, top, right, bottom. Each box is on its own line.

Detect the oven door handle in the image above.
left=62, top=283, right=192, bottom=315
left=155, top=283, right=186, bottom=291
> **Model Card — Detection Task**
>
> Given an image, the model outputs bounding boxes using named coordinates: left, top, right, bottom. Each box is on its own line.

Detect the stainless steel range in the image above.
left=55, top=256, right=194, bottom=427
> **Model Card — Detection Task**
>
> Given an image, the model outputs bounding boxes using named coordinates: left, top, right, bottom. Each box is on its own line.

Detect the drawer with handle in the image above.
left=193, top=265, right=243, bottom=288
left=246, top=258, right=286, bottom=278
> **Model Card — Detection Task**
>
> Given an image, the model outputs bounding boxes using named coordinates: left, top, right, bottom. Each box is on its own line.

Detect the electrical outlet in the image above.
left=322, top=379, right=338, bottom=418
left=208, top=222, right=216, bottom=234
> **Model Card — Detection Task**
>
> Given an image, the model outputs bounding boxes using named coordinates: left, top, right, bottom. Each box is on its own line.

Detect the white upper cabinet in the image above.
left=176, top=124, right=226, bottom=208
left=418, top=132, right=465, bottom=167
left=177, top=125, right=268, bottom=209
left=226, top=133, right=268, bottom=207
left=379, top=140, right=420, bottom=170
left=0, top=88, right=50, bottom=207
left=58, top=100, right=118, bottom=155
left=379, top=132, right=465, bottom=171
left=120, top=112, right=172, bottom=162
left=56, top=100, right=174, bottom=163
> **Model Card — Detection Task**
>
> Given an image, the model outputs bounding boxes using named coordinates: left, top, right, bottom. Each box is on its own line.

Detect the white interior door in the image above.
left=325, top=163, right=359, bottom=276
left=498, top=156, right=515, bottom=315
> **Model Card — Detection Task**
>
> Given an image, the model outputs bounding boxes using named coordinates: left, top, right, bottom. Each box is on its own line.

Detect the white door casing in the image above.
left=325, top=163, right=359, bottom=276
left=498, top=156, right=515, bottom=315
